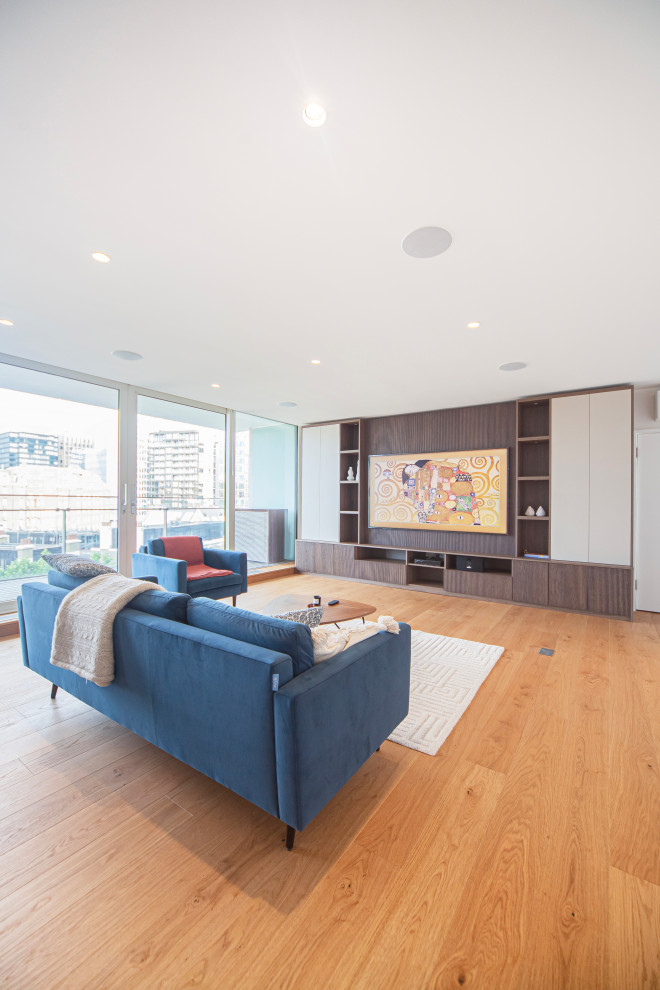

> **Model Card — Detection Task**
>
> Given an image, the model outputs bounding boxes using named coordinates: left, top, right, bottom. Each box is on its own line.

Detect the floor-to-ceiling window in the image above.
left=234, top=412, right=297, bottom=570
left=0, top=358, right=298, bottom=612
left=0, top=364, right=119, bottom=614
left=136, top=395, right=226, bottom=549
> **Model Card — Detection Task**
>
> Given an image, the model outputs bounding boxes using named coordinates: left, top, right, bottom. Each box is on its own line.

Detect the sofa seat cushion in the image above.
left=187, top=598, right=314, bottom=675
left=187, top=564, right=233, bottom=581
left=187, top=572, right=239, bottom=593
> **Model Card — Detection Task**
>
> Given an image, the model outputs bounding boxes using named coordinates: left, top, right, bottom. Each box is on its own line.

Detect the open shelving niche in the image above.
left=339, top=420, right=360, bottom=545
left=516, top=396, right=550, bottom=559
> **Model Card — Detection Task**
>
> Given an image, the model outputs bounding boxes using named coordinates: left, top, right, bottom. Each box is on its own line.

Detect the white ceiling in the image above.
left=1, top=0, right=659, bottom=426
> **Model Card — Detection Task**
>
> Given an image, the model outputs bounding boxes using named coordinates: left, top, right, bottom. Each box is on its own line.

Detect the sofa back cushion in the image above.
left=187, top=598, right=314, bottom=675
left=46, top=569, right=190, bottom=622
left=148, top=537, right=204, bottom=566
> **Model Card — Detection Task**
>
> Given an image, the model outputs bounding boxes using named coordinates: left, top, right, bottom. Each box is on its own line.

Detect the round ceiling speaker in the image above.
left=112, top=350, right=143, bottom=361
left=401, top=226, right=452, bottom=259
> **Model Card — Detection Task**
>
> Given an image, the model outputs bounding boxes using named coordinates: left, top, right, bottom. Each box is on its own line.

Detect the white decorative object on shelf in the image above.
left=536, top=505, right=546, bottom=516
left=524, top=505, right=535, bottom=516
left=347, top=466, right=355, bottom=481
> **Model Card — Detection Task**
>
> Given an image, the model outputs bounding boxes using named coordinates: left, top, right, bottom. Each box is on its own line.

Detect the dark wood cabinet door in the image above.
left=333, top=543, right=356, bottom=578
left=445, top=570, right=513, bottom=601
left=548, top=563, right=588, bottom=610
left=295, top=540, right=316, bottom=572
left=512, top=559, right=549, bottom=606
left=295, top=540, right=336, bottom=575
left=354, top=559, right=405, bottom=585
left=587, top=566, right=633, bottom=618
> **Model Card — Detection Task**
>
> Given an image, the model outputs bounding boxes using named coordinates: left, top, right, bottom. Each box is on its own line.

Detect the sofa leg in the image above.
left=285, top=825, right=295, bottom=851
left=232, top=596, right=237, bottom=606
left=50, top=684, right=58, bottom=700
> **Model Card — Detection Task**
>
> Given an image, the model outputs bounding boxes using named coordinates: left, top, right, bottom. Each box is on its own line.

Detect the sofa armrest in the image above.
left=131, top=552, right=187, bottom=593
left=204, top=549, right=248, bottom=592
left=273, top=623, right=411, bottom=831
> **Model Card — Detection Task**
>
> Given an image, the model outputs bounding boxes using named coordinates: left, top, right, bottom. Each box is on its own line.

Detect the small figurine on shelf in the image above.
left=536, top=505, right=546, bottom=516
left=524, top=505, right=535, bottom=516
left=347, top=466, right=355, bottom=481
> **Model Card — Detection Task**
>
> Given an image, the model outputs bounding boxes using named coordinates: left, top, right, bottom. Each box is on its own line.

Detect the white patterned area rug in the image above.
left=388, top=629, right=505, bottom=756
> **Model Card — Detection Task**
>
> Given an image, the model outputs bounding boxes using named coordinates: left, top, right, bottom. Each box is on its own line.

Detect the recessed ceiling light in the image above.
left=278, top=401, right=297, bottom=408
left=303, top=104, right=326, bottom=127
left=0, top=319, right=14, bottom=326
left=91, top=252, right=111, bottom=263
left=402, top=227, right=452, bottom=259
left=467, top=322, right=480, bottom=329
left=111, top=350, right=142, bottom=361
left=211, top=383, right=220, bottom=388
left=499, top=361, right=527, bottom=372
left=311, top=359, right=321, bottom=364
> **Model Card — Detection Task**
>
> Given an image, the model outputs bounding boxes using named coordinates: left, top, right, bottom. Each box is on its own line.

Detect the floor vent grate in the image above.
left=538, top=647, right=554, bottom=656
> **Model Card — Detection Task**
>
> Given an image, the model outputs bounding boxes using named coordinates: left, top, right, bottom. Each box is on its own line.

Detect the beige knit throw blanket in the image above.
left=50, top=573, right=163, bottom=687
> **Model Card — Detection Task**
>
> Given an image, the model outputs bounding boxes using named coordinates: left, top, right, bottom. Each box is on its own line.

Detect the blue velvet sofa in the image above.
left=17, top=572, right=411, bottom=849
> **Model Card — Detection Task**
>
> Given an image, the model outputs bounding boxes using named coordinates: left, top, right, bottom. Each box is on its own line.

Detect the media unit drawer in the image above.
left=354, top=559, right=405, bottom=585
left=445, top=570, right=513, bottom=600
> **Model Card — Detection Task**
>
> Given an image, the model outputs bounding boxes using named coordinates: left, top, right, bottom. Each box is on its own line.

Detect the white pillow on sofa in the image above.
left=310, top=626, right=350, bottom=662
left=311, top=616, right=399, bottom=663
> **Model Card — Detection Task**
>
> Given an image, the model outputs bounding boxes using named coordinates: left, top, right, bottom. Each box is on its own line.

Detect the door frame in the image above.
left=633, top=428, right=660, bottom=612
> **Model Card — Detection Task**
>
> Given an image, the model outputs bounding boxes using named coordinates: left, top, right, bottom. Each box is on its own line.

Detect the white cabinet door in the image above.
left=589, top=389, right=631, bottom=565
left=551, top=394, right=590, bottom=562
left=300, top=424, right=339, bottom=542
left=551, top=389, right=632, bottom=565
left=300, top=427, right=321, bottom=540
left=319, top=424, right=340, bottom=542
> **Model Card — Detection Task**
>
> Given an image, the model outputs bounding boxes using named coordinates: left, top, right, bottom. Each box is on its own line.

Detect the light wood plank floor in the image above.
left=1, top=575, right=658, bottom=989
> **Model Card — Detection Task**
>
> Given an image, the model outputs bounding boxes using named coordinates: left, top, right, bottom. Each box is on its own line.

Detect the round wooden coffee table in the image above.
left=263, top=594, right=376, bottom=626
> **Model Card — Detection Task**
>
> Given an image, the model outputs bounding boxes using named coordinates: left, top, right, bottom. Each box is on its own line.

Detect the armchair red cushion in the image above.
left=158, top=537, right=233, bottom=582
left=187, top=564, right=233, bottom=581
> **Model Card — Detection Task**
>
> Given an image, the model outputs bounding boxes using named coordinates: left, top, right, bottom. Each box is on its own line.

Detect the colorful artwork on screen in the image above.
left=368, top=449, right=508, bottom=534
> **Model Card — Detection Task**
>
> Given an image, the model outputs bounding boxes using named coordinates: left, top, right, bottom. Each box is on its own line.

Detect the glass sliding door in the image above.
left=136, top=396, right=226, bottom=550
left=0, top=364, right=119, bottom=614
left=234, top=412, right=297, bottom=571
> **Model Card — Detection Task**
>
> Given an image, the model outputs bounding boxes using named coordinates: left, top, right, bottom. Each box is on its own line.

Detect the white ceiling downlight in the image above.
left=211, top=383, right=220, bottom=388
left=499, top=361, right=527, bottom=372
left=303, top=104, right=326, bottom=127
left=112, top=350, right=142, bottom=361
left=467, top=322, right=480, bottom=329
left=311, top=359, right=321, bottom=364
left=402, top=227, right=452, bottom=259
left=0, top=319, right=14, bottom=326
left=91, top=252, right=111, bottom=263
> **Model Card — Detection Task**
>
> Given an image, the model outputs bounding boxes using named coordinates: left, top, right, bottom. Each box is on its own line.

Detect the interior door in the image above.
left=635, top=431, right=660, bottom=612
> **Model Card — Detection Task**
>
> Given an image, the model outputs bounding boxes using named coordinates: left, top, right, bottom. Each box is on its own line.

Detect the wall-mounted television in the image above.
left=368, top=448, right=508, bottom=534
